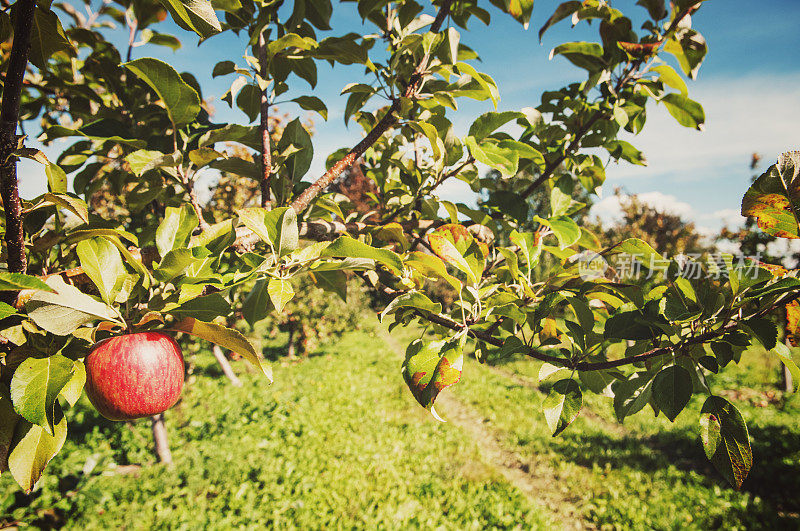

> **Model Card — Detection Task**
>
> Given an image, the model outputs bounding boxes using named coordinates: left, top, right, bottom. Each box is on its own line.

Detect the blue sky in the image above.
left=21, top=1, right=800, bottom=233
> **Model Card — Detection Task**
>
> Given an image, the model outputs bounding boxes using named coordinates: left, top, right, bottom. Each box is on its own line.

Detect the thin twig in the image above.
left=520, top=6, right=696, bottom=200
left=288, top=0, right=453, bottom=215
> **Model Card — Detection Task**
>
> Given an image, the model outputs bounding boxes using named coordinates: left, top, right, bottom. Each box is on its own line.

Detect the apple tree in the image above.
left=0, top=0, right=798, bottom=494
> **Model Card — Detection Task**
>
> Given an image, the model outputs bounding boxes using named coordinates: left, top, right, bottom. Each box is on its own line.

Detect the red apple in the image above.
left=84, top=332, right=184, bottom=421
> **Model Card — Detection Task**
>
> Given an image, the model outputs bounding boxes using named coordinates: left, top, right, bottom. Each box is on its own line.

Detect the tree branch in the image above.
left=415, top=289, right=800, bottom=372
left=288, top=0, right=453, bottom=215
left=258, top=31, right=272, bottom=208
left=0, top=0, right=36, bottom=275
left=520, top=6, right=696, bottom=200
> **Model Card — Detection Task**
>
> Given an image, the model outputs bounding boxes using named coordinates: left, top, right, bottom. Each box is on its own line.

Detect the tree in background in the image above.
left=593, top=188, right=709, bottom=256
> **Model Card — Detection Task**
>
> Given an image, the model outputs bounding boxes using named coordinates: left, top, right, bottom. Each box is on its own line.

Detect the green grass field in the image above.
left=2, top=317, right=798, bottom=529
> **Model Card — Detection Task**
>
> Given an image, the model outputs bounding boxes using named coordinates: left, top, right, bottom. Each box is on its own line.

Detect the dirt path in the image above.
left=378, top=328, right=587, bottom=530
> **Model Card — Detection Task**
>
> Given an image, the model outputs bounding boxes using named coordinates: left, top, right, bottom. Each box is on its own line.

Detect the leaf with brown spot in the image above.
left=401, top=338, right=464, bottom=420
left=428, top=224, right=485, bottom=285
left=618, top=41, right=660, bottom=57
left=741, top=152, right=800, bottom=239
left=786, top=300, right=800, bottom=347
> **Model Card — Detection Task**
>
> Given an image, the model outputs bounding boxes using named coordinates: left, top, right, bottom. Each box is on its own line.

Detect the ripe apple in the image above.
left=84, top=332, right=184, bottom=421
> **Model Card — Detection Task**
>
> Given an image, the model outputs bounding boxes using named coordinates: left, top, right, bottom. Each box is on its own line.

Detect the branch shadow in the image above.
left=550, top=423, right=800, bottom=527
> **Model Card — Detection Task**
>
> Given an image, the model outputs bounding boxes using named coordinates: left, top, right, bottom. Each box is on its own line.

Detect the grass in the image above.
left=448, top=341, right=800, bottom=530
left=2, top=317, right=799, bottom=529
left=1, top=321, right=554, bottom=530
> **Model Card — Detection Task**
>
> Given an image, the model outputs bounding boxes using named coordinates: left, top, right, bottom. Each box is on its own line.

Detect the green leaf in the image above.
left=10, top=355, right=85, bottom=435
left=291, top=96, right=328, bottom=120
left=541, top=216, right=581, bottom=249
left=156, top=0, right=222, bottom=38
left=0, top=273, right=54, bottom=292
left=510, top=230, right=542, bottom=272
left=277, top=207, right=299, bottom=256
left=605, top=140, right=647, bottom=165
left=29, top=7, right=74, bottom=69
left=155, top=247, right=209, bottom=282
left=242, top=279, right=272, bottom=327
left=76, top=238, right=125, bottom=305
left=313, top=270, right=347, bottom=301
left=652, top=365, right=692, bottom=422
left=123, top=58, right=201, bottom=125
left=771, top=342, right=800, bottom=392
left=267, top=33, right=317, bottom=57
left=166, top=294, right=230, bottom=321
left=45, top=163, right=67, bottom=194
left=550, top=41, right=606, bottom=71
left=321, top=236, right=403, bottom=275
left=39, top=119, right=146, bottom=149
left=0, top=387, right=17, bottom=474
left=8, top=407, right=67, bottom=492
left=276, top=118, right=314, bottom=182
left=650, top=64, right=687, bottom=95
left=126, top=150, right=181, bottom=177
left=464, top=136, right=518, bottom=177
left=742, top=317, right=778, bottom=350
left=238, top=206, right=297, bottom=256
left=428, top=232, right=480, bottom=285
left=700, top=396, right=752, bottom=489
left=661, top=93, right=705, bottom=130
left=267, top=278, right=294, bottom=313
left=455, top=62, right=498, bottom=108
left=636, top=0, right=667, bottom=20
left=25, top=276, right=122, bottom=335
left=405, top=251, right=462, bottom=290
left=539, top=1, right=581, bottom=41
left=199, top=124, right=260, bottom=150
left=380, top=291, right=442, bottom=322
left=542, top=378, right=582, bottom=436
left=604, top=238, right=663, bottom=267
left=468, top=111, right=524, bottom=142
left=490, top=0, right=534, bottom=27
left=612, top=372, right=655, bottom=422
left=171, top=317, right=271, bottom=381
left=156, top=204, right=199, bottom=257
left=141, top=30, right=182, bottom=51
left=401, top=338, right=463, bottom=420
left=741, top=151, right=800, bottom=239
left=27, top=193, right=89, bottom=224
left=664, top=29, right=707, bottom=80
left=484, top=190, right=528, bottom=223
left=604, top=310, right=663, bottom=340
left=0, top=302, right=16, bottom=320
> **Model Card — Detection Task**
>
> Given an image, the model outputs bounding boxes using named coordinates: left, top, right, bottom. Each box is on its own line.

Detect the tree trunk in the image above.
left=150, top=414, right=173, bottom=465
left=212, top=344, right=242, bottom=387
left=783, top=363, right=794, bottom=394
left=783, top=338, right=795, bottom=394
left=287, top=328, right=296, bottom=358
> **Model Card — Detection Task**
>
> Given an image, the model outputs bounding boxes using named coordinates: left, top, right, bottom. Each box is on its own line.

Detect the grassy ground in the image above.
left=2, top=317, right=798, bottom=529
left=451, top=345, right=800, bottom=530
left=0, top=321, right=555, bottom=530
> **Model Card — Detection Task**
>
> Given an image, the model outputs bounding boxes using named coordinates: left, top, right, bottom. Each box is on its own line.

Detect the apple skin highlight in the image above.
left=84, top=332, right=185, bottom=421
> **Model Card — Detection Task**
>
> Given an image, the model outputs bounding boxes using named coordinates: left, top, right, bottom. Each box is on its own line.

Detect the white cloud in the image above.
left=606, top=72, right=800, bottom=184
left=697, top=208, right=746, bottom=229
left=590, top=191, right=694, bottom=225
